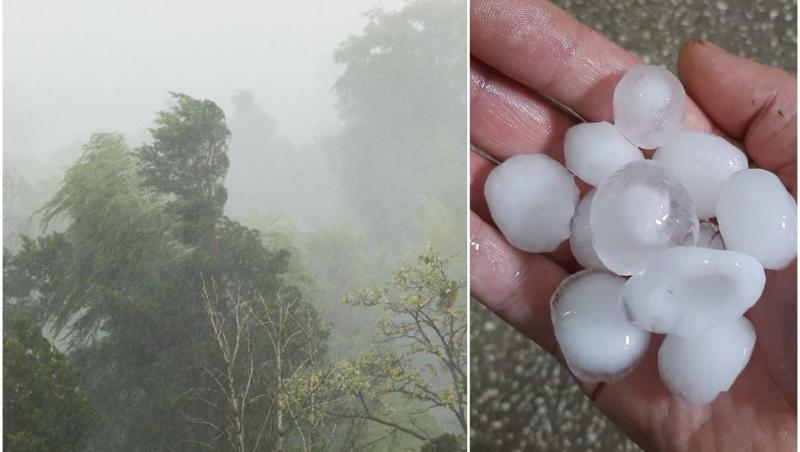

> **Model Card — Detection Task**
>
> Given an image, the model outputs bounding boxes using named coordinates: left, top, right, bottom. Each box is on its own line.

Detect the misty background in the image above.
left=4, top=0, right=467, bottom=451
left=6, top=0, right=399, bottom=149
left=5, top=0, right=403, bottom=232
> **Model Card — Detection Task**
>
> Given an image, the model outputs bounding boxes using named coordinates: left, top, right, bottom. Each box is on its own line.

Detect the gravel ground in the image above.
left=470, top=0, right=796, bottom=450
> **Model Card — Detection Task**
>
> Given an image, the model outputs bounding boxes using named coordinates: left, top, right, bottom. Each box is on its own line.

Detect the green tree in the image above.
left=329, top=0, right=467, bottom=248
left=3, top=313, right=96, bottom=452
left=137, top=92, right=231, bottom=242
left=420, top=433, right=462, bottom=452
left=302, top=223, right=388, bottom=359
left=5, top=94, right=325, bottom=451
left=5, top=133, right=183, bottom=343
left=324, top=250, right=466, bottom=449
left=5, top=133, right=201, bottom=450
left=138, top=92, right=230, bottom=204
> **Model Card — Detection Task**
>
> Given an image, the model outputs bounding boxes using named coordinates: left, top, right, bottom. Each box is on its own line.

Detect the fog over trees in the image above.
left=4, top=0, right=466, bottom=450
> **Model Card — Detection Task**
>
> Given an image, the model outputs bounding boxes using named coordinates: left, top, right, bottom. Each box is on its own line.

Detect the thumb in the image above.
left=677, top=39, right=796, bottom=194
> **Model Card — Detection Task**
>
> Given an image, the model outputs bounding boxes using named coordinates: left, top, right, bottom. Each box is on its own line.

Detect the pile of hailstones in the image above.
left=485, top=65, right=797, bottom=406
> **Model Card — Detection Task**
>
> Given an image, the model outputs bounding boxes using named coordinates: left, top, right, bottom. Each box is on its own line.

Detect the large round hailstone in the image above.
left=484, top=154, right=579, bottom=253
left=569, top=190, right=607, bottom=270
left=591, top=160, right=699, bottom=275
left=653, top=132, right=748, bottom=219
left=564, top=122, right=644, bottom=187
left=551, top=270, right=651, bottom=383
left=696, top=221, right=725, bottom=250
left=659, top=317, right=756, bottom=405
left=620, top=246, right=765, bottom=338
left=613, top=65, right=687, bottom=149
left=716, top=169, right=797, bottom=270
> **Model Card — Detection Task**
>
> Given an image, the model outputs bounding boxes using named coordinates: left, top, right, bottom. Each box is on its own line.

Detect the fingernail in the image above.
left=686, top=37, right=708, bottom=47
left=687, top=37, right=725, bottom=52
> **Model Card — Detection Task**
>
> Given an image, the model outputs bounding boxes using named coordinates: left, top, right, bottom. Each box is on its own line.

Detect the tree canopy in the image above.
left=4, top=96, right=318, bottom=450
left=3, top=313, right=96, bottom=452
left=3, top=2, right=466, bottom=450
left=329, top=0, right=467, bottom=249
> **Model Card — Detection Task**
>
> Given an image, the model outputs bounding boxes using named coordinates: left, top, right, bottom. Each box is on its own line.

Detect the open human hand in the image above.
left=469, top=0, right=797, bottom=450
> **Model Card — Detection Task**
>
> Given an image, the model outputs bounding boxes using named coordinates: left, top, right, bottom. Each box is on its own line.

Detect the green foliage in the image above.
left=328, top=250, right=466, bottom=447
left=302, top=223, right=388, bottom=359
left=333, top=0, right=465, bottom=130
left=417, top=197, right=466, bottom=263
left=259, top=215, right=320, bottom=299
left=303, top=223, right=377, bottom=297
left=5, top=134, right=185, bottom=352
left=344, top=251, right=466, bottom=360
left=3, top=1, right=469, bottom=449
left=329, top=0, right=467, bottom=248
left=7, top=132, right=201, bottom=450
left=250, top=216, right=390, bottom=361
left=250, top=249, right=466, bottom=450
left=3, top=313, right=96, bottom=452
left=4, top=95, right=322, bottom=451
left=198, top=277, right=330, bottom=452
left=137, top=92, right=230, bottom=203
left=137, top=92, right=231, bottom=242
left=420, top=433, right=462, bottom=452
left=3, top=234, right=71, bottom=325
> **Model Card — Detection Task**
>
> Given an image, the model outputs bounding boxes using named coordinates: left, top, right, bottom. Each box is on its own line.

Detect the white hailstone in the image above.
left=620, top=246, right=765, bottom=338
left=551, top=270, right=651, bottom=383
left=658, top=317, right=756, bottom=405
left=613, top=65, right=687, bottom=149
left=564, top=122, right=644, bottom=187
left=484, top=154, right=579, bottom=253
left=569, top=190, right=608, bottom=270
left=591, top=160, right=699, bottom=275
left=716, top=169, right=797, bottom=269
left=653, top=132, right=748, bottom=219
left=696, top=221, right=725, bottom=250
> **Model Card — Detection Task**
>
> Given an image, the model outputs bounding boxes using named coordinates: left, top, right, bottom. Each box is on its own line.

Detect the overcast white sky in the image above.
left=4, top=0, right=405, bottom=159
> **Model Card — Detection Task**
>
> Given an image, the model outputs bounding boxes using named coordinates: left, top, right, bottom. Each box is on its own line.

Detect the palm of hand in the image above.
left=469, top=1, right=797, bottom=450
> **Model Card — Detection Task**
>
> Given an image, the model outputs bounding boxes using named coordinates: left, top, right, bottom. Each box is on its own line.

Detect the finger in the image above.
left=678, top=39, right=797, bottom=194
left=471, top=57, right=576, bottom=162
left=470, top=0, right=711, bottom=130
left=470, top=151, right=493, bottom=220
left=471, top=151, right=579, bottom=269
left=746, top=261, right=798, bottom=403
left=470, top=210, right=568, bottom=354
